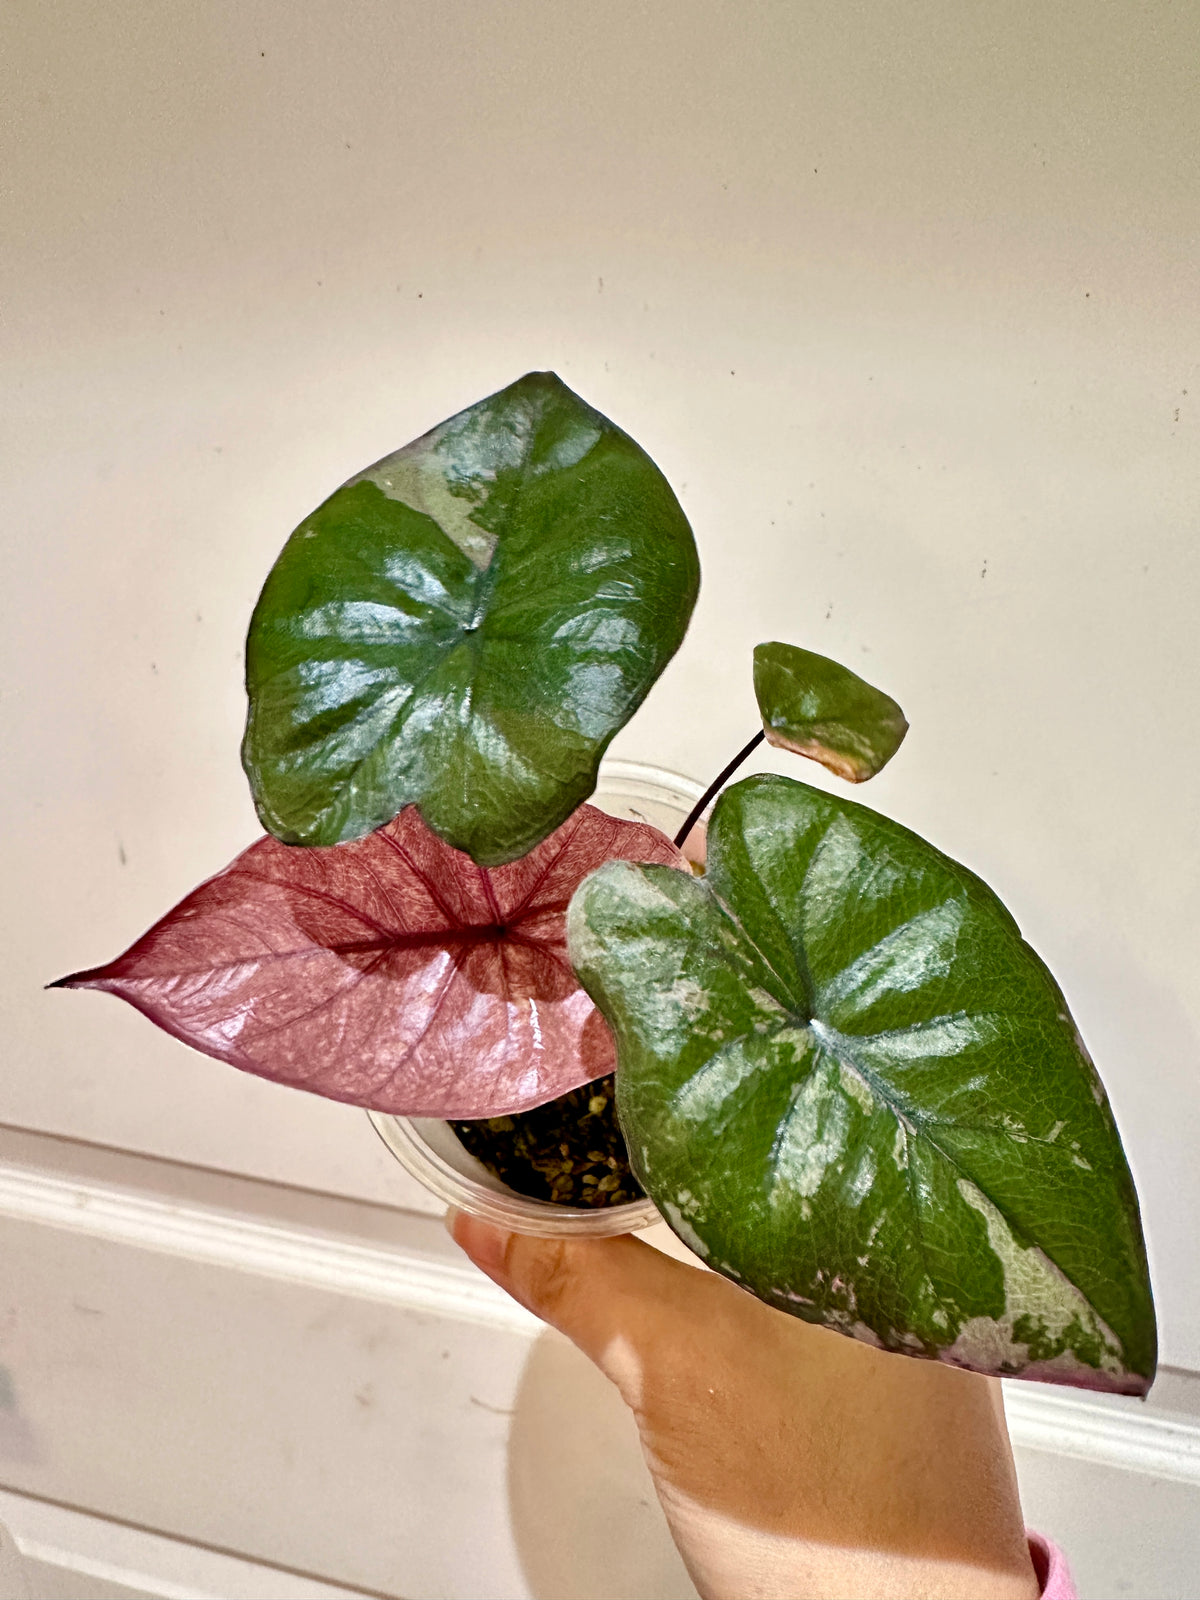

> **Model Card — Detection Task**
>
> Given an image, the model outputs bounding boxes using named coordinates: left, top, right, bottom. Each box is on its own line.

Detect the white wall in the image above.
left=3, top=0, right=1198, bottom=1496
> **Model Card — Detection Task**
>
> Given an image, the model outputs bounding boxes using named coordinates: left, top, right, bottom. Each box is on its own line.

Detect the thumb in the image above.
left=448, top=1209, right=696, bottom=1392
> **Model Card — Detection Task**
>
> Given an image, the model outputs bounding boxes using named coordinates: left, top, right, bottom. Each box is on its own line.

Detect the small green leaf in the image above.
left=243, top=372, right=699, bottom=864
left=569, top=774, right=1156, bottom=1391
left=753, top=642, right=907, bottom=781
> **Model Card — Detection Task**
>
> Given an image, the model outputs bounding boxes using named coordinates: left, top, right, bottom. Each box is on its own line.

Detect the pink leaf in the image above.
left=53, top=806, right=684, bottom=1116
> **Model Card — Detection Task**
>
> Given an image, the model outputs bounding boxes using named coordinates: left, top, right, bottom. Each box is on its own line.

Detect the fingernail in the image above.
left=446, top=1208, right=512, bottom=1280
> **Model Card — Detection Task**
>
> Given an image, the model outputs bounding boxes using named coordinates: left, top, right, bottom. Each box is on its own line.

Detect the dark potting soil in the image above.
left=448, top=1074, right=645, bottom=1208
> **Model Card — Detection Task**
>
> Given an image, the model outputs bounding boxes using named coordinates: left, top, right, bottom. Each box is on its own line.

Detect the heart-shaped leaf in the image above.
left=569, top=775, right=1156, bottom=1391
left=753, top=642, right=908, bottom=781
left=243, top=372, right=700, bottom=864
left=53, top=805, right=683, bottom=1117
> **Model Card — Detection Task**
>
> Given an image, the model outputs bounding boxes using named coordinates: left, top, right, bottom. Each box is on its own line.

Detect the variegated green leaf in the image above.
left=243, top=372, right=699, bottom=864
left=568, top=774, right=1155, bottom=1391
left=753, top=641, right=907, bottom=781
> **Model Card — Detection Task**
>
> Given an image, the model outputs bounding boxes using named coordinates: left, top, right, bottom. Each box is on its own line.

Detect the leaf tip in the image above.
left=46, top=967, right=103, bottom=992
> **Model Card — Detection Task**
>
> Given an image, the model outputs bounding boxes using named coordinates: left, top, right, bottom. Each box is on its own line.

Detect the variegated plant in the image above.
left=55, top=372, right=1156, bottom=1394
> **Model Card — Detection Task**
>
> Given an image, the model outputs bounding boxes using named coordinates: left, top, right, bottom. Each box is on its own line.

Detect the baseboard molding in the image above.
left=0, top=1487, right=388, bottom=1600
left=1, top=1158, right=1196, bottom=1487
left=0, top=1158, right=539, bottom=1338
left=1002, top=1382, right=1200, bottom=1485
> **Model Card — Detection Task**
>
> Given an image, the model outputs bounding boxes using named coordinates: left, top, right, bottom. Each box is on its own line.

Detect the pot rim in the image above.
left=369, top=1111, right=661, bottom=1238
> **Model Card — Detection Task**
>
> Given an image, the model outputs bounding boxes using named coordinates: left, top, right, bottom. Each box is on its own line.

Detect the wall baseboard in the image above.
left=0, top=1158, right=1195, bottom=1487
left=0, top=1158, right=539, bottom=1337
left=1002, top=1381, right=1200, bottom=1485
left=0, top=1486, right=386, bottom=1600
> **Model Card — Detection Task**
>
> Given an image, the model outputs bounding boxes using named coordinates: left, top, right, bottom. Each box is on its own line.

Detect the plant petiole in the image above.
left=673, top=728, right=765, bottom=849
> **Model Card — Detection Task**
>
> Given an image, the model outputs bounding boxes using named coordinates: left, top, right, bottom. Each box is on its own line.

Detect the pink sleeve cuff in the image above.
left=1028, top=1531, right=1076, bottom=1600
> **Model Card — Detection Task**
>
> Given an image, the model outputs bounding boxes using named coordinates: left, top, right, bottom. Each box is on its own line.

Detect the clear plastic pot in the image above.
left=367, top=760, right=705, bottom=1237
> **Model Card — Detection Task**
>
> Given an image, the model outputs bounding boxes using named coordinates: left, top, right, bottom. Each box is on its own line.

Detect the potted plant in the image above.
left=54, top=372, right=1156, bottom=1394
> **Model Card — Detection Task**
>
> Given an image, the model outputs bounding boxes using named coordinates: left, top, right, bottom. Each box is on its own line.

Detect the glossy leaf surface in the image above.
left=243, top=372, right=700, bottom=864
left=753, top=642, right=908, bottom=781
left=570, top=775, right=1156, bottom=1391
left=54, top=806, right=683, bottom=1117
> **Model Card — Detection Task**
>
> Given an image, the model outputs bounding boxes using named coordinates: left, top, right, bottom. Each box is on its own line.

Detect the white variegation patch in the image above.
left=768, top=1061, right=851, bottom=1201
left=661, top=1201, right=710, bottom=1259
left=818, top=898, right=966, bottom=1014
left=352, top=442, right=500, bottom=570
left=855, top=1012, right=997, bottom=1065
left=850, top=1321, right=884, bottom=1348
left=352, top=394, right=606, bottom=573
left=777, top=1287, right=815, bottom=1307
left=891, top=1123, right=908, bottom=1170
left=672, top=1030, right=806, bottom=1125
left=800, top=814, right=906, bottom=913
left=627, top=972, right=711, bottom=1049
left=947, top=1178, right=1129, bottom=1385
left=570, top=874, right=704, bottom=1030
left=843, top=1145, right=876, bottom=1207
left=836, top=1060, right=875, bottom=1114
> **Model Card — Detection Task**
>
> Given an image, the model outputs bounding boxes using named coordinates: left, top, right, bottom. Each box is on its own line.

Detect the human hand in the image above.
left=450, top=1214, right=1041, bottom=1600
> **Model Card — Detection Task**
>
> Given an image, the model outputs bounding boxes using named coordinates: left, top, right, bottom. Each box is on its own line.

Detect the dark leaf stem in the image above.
left=674, top=729, right=765, bottom=848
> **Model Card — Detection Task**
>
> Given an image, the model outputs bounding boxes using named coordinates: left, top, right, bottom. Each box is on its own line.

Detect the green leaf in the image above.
left=569, top=774, right=1156, bottom=1391
left=243, top=372, right=699, bottom=864
left=753, top=641, right=907, bottom=781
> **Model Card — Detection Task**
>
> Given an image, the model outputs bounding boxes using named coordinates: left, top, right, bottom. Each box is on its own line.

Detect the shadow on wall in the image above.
left=507, top=1329, right=698, bottom=1600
